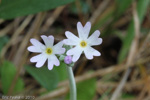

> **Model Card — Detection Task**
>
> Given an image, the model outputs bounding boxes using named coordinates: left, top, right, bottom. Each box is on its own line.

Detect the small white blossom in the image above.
left=63, top=22, right=102, bottom=62
left=27, top=35, right=65, bottom=70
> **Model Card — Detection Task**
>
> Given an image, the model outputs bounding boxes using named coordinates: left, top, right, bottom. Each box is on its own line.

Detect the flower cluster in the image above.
left=27, top=22, right=102, bottom=70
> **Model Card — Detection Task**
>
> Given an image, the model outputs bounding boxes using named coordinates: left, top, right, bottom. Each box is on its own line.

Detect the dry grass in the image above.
left=0, top=0, right=150, bottom=100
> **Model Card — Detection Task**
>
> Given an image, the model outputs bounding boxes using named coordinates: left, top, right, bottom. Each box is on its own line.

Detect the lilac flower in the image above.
left=27, top=35, right=65, bottom=70
left=63, top=22, right=102, bottom=62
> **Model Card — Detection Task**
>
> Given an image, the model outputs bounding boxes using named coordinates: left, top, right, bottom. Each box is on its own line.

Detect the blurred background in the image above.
left=0, top=0, right=150, bottom=100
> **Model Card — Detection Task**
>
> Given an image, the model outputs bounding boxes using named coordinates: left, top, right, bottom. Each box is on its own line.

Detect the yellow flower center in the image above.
left=46, top=48, right=53, bottom=55
left=80, top=41, right=87, bottom=48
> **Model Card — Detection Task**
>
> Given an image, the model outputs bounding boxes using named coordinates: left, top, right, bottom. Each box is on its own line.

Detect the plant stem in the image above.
left=66, top=66, right=77, bottom=100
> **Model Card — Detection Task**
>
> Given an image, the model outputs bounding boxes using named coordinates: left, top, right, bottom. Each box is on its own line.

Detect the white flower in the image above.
left=27, top=35, right=65, bottom=70
left=63, top=22, right=102, bottom=62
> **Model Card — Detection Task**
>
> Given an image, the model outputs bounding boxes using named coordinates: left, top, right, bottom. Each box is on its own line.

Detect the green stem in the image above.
left=66, top=66, right=77, bottom=100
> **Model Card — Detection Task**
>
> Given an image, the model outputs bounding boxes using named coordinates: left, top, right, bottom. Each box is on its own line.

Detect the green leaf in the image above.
left=115, top=0, right=132, bottom=18
left=25, top=65, right=59, bottom=91
left=77, top=78, right=96, bottom=100
left=66, top=78, right=96, bottom=100
left=118, top=0, right=150, bottom=62
left=0, top=36, right=9, bottom=52
left=69, top=0, right=90, bottom=14
left=121, top=93, right=135, bottom=99
left=14, top=78, right=24, bottom=93
left=54, top=62, right=67, bottom=81
left=0, top=0, right=74, bottom=19
left=1, top=61, right=24, bottom=94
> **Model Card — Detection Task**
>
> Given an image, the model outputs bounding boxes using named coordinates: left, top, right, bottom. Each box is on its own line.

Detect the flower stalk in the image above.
left=66, top=66, right=77, bottom=100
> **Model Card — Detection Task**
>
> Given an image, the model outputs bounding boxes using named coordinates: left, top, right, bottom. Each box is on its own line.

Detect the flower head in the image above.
left=63, top=22, right=102, bottom=62
left=27, top=35, right=65, bottom=70
left=64, top=55, right=72, bottom=64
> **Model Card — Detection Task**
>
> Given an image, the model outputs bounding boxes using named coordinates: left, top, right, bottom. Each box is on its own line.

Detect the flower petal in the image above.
left=53, top=41, right=65, bottom=54
left=88, top=38, right=102, bottom=46
left=63, top=39, right=78, bottom=45
left=66, top=46, right=82, bottom=62
left=27, top=46, right=43, bottom=53
left=65, top=31, right=80, bottom=42
left=83, top=22, right=91, bottom=39
left=84, top=46, right=101, bottom=59
left=47, top=61, right=53, bottom=70
left=30, top=53, right=47, bottom=68
left=77, top=22, right=85, bottom=39
left=77, top=22, right=91, bottom=40
left=48, top=55, right=60, bottom=70
left=88, top=30, right=102, bottom=46
left=52, top=55, right=60, bottom=66
left=30, top=39, right=45, bottom=50
left=41, top=35, right=54, bottom=47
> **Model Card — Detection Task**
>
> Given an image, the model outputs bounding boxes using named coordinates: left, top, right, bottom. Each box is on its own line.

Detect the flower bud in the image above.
left=59, top=55, right=65, bottom=61
left=64, top=55, right=72, bottom=64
